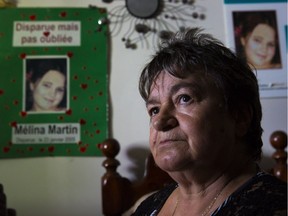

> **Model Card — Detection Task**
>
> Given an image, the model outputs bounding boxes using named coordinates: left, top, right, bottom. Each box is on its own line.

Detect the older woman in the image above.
left=133, top=28, right=286, bottom=216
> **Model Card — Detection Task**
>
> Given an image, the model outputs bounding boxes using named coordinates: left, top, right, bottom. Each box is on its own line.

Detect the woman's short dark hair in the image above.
left=139, top=28, right=263, bottom=161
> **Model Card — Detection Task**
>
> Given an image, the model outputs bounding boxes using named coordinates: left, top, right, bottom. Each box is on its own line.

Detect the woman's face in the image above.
left=147, top=71, right=236, bottom=173
left=30, top=70, right=65, bottom=112
left=241, top=23, right=276, bottom=69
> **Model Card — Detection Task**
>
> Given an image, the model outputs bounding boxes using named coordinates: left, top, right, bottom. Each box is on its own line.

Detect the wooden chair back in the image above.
left=98, top=139, right=174, bottom=216
left=99, top=131, right=287, bottom=216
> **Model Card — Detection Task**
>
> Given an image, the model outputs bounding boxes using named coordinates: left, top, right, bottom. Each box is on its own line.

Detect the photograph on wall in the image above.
left=24, top=56, right=69, bottom=114
left=233, top=10, right=282, bottom=70
left=0, top=7, right=109, bottom=158
left=224, top=0, right=287, bottom=98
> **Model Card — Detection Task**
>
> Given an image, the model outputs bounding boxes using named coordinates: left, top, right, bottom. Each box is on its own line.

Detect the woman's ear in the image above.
left=234, top=104, right=253, bottom=137
left=240, top=37, right=246, bottom=46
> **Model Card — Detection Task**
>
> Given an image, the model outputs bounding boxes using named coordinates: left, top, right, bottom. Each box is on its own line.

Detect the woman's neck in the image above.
left=165, top=161, right=258, bottom=216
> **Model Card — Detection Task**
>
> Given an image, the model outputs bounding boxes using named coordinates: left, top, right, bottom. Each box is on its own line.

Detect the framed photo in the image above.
left=224, top=0, right=287, bottom=98
left=24, top=56, right=69, bottom=114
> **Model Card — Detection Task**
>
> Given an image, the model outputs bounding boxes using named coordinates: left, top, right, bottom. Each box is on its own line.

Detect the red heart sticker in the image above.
left=81, top=84, right=88, bottom=89
left=20, top=111, right=27, bottom=117
left=66, top=109, right=72, bottom=115
left=20, top=53, right=26, bottom=59
left=29, top=15, right=36, bottom=20
left=80, top=146, right=87, bottom=153
left=48, top=146, right=55, bottom=153
left=0, top=89, right=4, bottom=95
left=80, top=119, right=86, bottom=125
left=10, top=121, right=17, bottom=127
left=67, top=51, right=74, bottom=58
left=43, top=31, right=50, bottom=37
left=3, top=146, right=10, bottom=153
left=60, top=11, right=67, bottom=17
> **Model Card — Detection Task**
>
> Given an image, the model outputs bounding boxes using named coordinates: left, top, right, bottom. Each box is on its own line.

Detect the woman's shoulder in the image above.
left=132, top=183, right=177, bottom=216
left=244, top=171, right=286, bottom=192
left=215, top=172, right=287, bottom=215
left=233, top=171, right=286, bottom=202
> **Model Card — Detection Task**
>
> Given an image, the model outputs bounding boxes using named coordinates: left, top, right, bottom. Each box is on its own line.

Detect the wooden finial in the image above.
left=98, top=138, right=120, bottom=158
left=270, top=131, right=287, bottom=182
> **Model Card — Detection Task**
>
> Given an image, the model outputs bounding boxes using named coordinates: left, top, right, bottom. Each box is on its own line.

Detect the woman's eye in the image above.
left=56, top=88, right=65, bottom=93
left=267, top=42, right=275, bottom=48
left=179, top=95, right=191, bottom=104
left=43, top=83, right=51, bottom=88
left=148, top=107, right=159, bottom=116
left=252, top=36, right=262, bottom=44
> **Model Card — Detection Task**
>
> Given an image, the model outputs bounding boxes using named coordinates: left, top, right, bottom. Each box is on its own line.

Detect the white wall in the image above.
left=0, top=1, right=286, bottom=216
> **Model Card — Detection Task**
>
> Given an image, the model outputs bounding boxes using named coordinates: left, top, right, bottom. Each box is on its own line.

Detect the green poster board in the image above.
left=0, top=7, right=109, bottom=158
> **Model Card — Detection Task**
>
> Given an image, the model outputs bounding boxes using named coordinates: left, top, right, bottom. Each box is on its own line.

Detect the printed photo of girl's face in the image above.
left=25, top=57, right=68, bottom=113
left=29, top=70, right=66, bottom=112
left=233, top=10, right=282, bottom=70
left=241, top=23, right=277, bottom=69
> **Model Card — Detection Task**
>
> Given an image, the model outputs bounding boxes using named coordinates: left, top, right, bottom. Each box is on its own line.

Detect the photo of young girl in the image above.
left=233, top=10, right=282, bottom=70
left=25, top=57, right=68, bottom=113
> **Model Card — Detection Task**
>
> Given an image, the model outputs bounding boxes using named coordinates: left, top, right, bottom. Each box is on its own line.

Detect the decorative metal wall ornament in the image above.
left=99, top=0, right=206, bottom=49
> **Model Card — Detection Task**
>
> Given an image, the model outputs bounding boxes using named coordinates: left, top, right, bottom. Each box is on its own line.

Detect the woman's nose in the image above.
left=47, top=89, right=56, bottom=98
left=259, top=43, right=267, bottom=53
left=152, top=107, right=178, bottom=131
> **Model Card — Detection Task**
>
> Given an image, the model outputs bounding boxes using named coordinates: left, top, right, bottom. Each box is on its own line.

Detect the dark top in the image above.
left=132, top=172, right=287, bottom=216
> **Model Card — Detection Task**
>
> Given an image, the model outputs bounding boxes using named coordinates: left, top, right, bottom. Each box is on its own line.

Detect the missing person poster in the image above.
left=0, top=7, right=109, bottom=158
